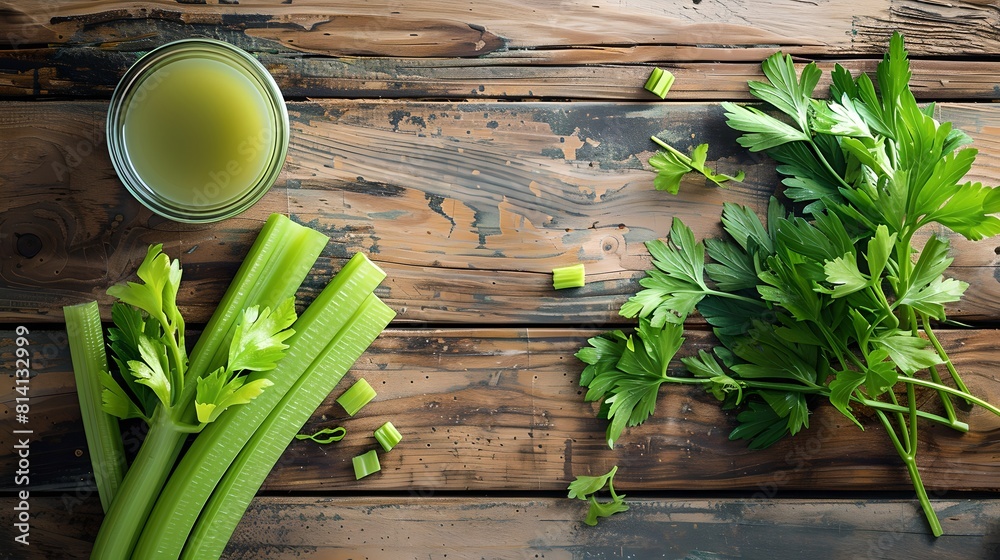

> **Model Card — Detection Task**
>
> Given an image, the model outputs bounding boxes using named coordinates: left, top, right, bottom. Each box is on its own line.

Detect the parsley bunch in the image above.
left=577, top=32, right=1000, bottom=536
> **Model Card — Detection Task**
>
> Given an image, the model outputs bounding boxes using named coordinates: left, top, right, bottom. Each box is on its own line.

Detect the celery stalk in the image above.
left=91, top=407, right=187, bottom=559
left=186, top=213, right=330, bottom=390
left=64, top=301, right=127, bottom=512
left=91, top=213, right=328, bottom=560
left=133, top=252, right=386, bottom=559
left=182, top=294, right=396, bottom=559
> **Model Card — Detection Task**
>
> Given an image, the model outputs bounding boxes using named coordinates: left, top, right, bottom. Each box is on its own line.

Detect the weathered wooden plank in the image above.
left=3, top=100, right=1000, bottom=324
left=4, top=48, right=1000, bottom=101
left=3, top=327, right=999, bottom=494
left=1, top=0, right=998, bottom=63
left=2, top=494, right=998, bottom=559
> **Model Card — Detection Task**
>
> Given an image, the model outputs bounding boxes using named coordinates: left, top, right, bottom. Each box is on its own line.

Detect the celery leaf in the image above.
left=227, top=297, right=298, bottom=374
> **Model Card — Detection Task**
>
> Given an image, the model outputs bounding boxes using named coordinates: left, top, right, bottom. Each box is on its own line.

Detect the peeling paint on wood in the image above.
left=3, top=100, right=1000, bottom=324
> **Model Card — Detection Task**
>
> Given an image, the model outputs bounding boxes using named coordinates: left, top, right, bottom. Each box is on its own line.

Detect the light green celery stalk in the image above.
left=64, top=301, right=127, bottom=512
left=182, top=293, right=396, bottom=559
left=133, top=252, right=386, bottom=559
left=90, top=213, right=329, bottom=560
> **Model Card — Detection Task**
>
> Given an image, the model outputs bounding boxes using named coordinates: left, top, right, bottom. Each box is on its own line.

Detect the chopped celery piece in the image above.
left=295, top=426, right=347, bottom=444
left=64, top=301, right=127, bottom=513
left=337, top=378, right=377, bottom=416
left=134, top=252, right=386, bottom=560
left=374, top=421, right=402, bottom=452
left=352, top=449, right=381, bottom=480
left=552, top=263, right=586, bottom=289
left=644, top=67, right=675, bottom=99
left=182, top=294, right=396, bottom=560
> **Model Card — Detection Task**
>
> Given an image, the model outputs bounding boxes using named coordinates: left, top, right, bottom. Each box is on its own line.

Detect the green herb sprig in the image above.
left=577, top=32, right=1000, bottom=537
left=567, top=465, right=628, bottom=526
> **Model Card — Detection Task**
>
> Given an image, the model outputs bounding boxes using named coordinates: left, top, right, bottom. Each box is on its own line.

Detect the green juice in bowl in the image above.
left=107, top=39, right=289, bottom=223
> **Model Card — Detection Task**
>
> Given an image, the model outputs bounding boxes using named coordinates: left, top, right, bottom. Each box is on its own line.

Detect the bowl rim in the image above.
left=106, top=37, right=290, bottom=224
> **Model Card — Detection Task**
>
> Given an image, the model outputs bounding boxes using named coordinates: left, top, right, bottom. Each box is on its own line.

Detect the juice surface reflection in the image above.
left=122, top=56, right=274, bottom=209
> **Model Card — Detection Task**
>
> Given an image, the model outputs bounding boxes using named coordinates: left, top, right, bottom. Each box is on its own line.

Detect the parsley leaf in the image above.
left=567, top=465, right=628, bottom=526
left=751, top=55, right=821, bottom=129
left=721, top=102, right=810, bottom=151
left=576, top=320, right=684, bottom=447
left=648, top=136, right=744, bottom=194
left=620, top=218, right=715, bottom=326
left=728, top=400, right=789, bottom=450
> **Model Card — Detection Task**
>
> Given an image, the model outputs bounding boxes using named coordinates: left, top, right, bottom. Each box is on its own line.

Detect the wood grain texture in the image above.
left=2, top=495, right=999, bottom=559
left=4, top=327, right=999, bottom=494
left=5, top=49, right=1000, bottom=101
left=5, top=1, right=1000, bottom=101
left=2, top=0, right=1000, bottom=62
left=3, top=100, right=1000, bottom=324
left=3, top=1, right=1000, bottom=557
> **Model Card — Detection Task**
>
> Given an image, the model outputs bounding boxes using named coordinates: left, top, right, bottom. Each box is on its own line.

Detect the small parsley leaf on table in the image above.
left=567, top=466, right=628, bottom=526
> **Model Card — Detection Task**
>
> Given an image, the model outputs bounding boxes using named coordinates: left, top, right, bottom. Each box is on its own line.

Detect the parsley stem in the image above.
left=873, top=407, right=943, bottom=537
left=923, top=360, right=960, bottom=426
left=686, top=365, right=964, bottom=405
left=905, top=380, right=943, bottom=538
left=607, top=469, right=623, bottom=503
left=664, top=376, right=969, bottom=433
left=907, top=383, right=919, bottom=456
left=886, top=388, right=911, bottom=454
left=650, top=135, right=688, bottom=160
left=814, top=322, right=857, bottom=373
left=920, top=314, right=973, bottom=402
left=873, top=407, right=906, bottom=459
left=855, top=397, right=967, bottom=431
left=705, top=289, right=768, bottom=308
left=905, top=454, right=944, bottom=538
left=807, top=138, right=853, bottom=191
left=898, top=376, right=1000, bottom=417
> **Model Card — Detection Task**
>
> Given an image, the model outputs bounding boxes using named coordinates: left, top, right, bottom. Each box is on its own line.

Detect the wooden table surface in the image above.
left=3, top=1, right=1000, bottom=558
